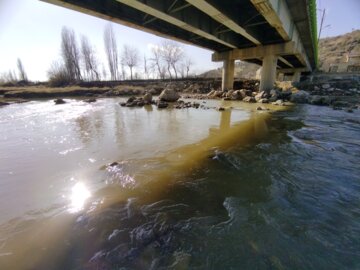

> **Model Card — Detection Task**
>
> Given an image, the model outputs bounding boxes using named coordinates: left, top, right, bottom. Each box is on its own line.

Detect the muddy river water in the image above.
left=0, top=98, right=359, bottom=269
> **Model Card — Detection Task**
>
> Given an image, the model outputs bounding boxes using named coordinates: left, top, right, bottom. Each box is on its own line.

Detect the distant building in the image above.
left=329, top=52, right=360, bottom=73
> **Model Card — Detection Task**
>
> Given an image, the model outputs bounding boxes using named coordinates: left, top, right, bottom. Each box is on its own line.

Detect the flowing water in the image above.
left=0, top=98, right=359, bottom=269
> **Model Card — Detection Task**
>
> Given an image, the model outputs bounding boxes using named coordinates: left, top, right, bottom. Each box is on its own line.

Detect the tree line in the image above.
left=0, top=23, right=194, bottom=86
left=0, top=58, right=28, bottom=84
left=48, top=24, right=194, bottom=86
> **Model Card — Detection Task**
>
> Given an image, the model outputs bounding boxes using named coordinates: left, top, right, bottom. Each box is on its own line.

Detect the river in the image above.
left=0, top=98, right=359, bottom=269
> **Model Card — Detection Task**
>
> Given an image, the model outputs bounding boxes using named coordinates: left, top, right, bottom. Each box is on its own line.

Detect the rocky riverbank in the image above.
left=1, top=77, right=359, bottom=111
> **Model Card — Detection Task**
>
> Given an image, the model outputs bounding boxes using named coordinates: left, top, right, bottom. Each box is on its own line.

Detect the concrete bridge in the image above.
left=42, top=0, right=317, bottom=91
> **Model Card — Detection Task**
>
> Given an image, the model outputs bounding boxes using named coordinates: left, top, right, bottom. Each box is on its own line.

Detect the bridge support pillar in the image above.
left=260, top=54, right=278, bottom=92
left=222, top=59, right=234, bottom=90
left=292, top=71, right=301, bottom=82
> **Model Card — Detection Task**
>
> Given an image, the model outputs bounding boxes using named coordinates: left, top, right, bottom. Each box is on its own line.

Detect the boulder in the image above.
left=309, top=95, right=333, bottom=106
left=54, top=98, right=66, bottom=105
left=243, top=96, right=256, bottom=103
left=226, top=90, right=234, bottom=98
left=332, top=100, right=350, bottom=108
left=84, top=98, right=97, bottom=103
left=255, top=91, right=266, bottom=101
left=258, top=98, right=269, bottom=103
left=257, top=106, right=268, bottom=111
left=269, top=89, right=279, bottom=102
left=159, top=88, right=180, bottom=102
left=290, top=90, right=310, bottom=104
left=272, top=99, right=284, bottom=106
left=0, top=101, right=10, bottom=106
left=143, top=92, right=152, bottom=103
left=322, top=83, right=331, bottom=89
left=231, top=90, right=243, bottom=100
left=207, top=90, right=216, bottom=97
left=157, top=100, right=169, bottom=109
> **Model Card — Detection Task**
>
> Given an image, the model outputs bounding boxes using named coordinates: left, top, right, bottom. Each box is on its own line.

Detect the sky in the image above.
left=0, top=0, right=359, bottom=81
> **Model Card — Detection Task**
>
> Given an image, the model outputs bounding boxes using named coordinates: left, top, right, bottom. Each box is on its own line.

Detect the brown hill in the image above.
left=318, top=29, right=360, bottom=71
left=201, top=61, right=260, bottom=79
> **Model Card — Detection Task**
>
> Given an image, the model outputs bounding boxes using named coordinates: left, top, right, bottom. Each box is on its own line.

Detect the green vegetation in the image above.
left=309, top=0, right=318, bottom=67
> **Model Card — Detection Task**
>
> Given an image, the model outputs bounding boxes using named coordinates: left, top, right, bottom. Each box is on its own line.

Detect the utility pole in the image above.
left=317, top=9, right=330, bottom=41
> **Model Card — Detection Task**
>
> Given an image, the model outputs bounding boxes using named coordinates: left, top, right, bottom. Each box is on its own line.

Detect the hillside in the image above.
left=201, top=61, right=260, bottom=79
left=318, top=29, right=360, bottom=71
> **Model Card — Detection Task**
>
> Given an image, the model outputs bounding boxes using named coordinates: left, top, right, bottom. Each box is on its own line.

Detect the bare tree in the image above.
left=121, top=45, right=139, bottom=80
left=17, top=58, right=28, bottom=81
left=61, top=26, right=82, bottom=81
left=185, top=58, right=193, bottom=77
left=47, top=60, right=69, bottom=86
left=80, top=35, right=99, bottom=81
left=0, top=70, right=17, bottom=84
left=103, top=24, right=119, bottom=80
left=143, top=55, right=149, bottom=79
left=121, top=63, right=126, bottom=80
left=150, top=45, right=165, bottom=79
left=160, top=41, right=184, bottom=79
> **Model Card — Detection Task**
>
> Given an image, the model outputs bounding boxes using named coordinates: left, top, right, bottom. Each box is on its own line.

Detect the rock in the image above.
left=207, top=90, right=216, bottom=97
left=258, top=98, right=269, bottom=103
left=127, top=96, right=136, bottom=103
left=290, top=90, right=310, bottom=104
left=159, top=88, right=180, bottom=102
left=157, top=100, right=168, bottom=109
left=314, top=86, right=320, bottom=91
left=346, top=108, right=354, bottom=113
left=239, top=89, right=247, bottom=98
left=218, top=107, right=225, bottom=111
left=226, top=90, right=234, bottom=98
left=54, top=98, right=66, bottom=105
left=84, top=98, right=96, bottom=103
left=332, top=100, right=349, bottom=108
left=272, top=99, right=284, bottom=106
left=231, top=90, right=243, bottom=100
left=0, top=101, right=10, bottom=106
left=256, top=106, right=266, bottom=111
left=309, top=95, right=333, bottom=106
left=322, top=83, right=331, bottom=89
left=243, top=96, right=256, bottom=103
left=278, top=90, right=292, bottom=100
left=109, top=162, right=119, bottom=167
left=269, top=89, right=279, bottom=102
left=143, top=92, right=152, bottom=103
left=255, top=91, right=266, bottom=101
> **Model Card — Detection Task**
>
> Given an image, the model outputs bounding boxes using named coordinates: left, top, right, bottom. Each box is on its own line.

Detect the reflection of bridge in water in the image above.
left=42, top=0, right=317, bottom=90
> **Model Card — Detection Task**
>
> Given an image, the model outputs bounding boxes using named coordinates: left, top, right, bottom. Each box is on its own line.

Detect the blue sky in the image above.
left=0, top=0, right=359, bottom=81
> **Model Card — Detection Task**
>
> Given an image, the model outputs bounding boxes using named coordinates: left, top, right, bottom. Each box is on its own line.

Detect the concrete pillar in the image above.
left=292, top=71, right=301, bottom=82
left=222, top=59, right=234, bottom=91
left=260, top=54, right=278, bottom=92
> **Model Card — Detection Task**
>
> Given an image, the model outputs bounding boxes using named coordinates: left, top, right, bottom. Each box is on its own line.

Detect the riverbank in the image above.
left=1, top=77, right=359, bottom=111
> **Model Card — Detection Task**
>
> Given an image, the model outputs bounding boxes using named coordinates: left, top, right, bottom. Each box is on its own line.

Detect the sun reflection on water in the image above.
left=69, top=182, right=91, bottom=213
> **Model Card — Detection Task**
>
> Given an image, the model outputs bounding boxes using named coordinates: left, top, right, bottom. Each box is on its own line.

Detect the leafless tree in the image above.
left=121, top=45, right=139, bottom=80
left=150, top=45, right=165, bottom=79
left=17, top=58, right=28, bottom=81
left=0, top=70, right=17, bottom=84
left=185, top=58, right=193, bottom=77
left=160, top=41, right=184, bottom=79
left=143, top=55, right=149, bottom=79
left=47, top=60, right=69, bottom=86
left=101, top=64, right=107, bottom=80
left=103, top=24, right=119, bottom=80
left=80, top=35, right=99, bottom=81
left=61, top=26, right=82, bottom=81
left=121, top=63, right=126, bottom=80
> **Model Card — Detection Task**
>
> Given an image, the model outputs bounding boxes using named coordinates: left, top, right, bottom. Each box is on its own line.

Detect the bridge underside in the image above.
left=42, top=0, right=316, bottom=91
